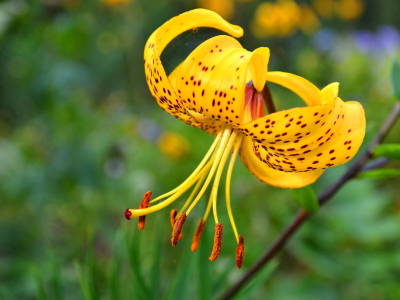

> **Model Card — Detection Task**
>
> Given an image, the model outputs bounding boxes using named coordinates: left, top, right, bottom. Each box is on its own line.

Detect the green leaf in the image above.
left=125, top=227, right=152, bottom=300
left=108, top=230, right=124, bottom=300
left=358, top=169, right=400, bottom=179
left=291, top=185, right=319, bottom=213
left=392, top=59, right=400, bottom=100
left=31, top=265, right=47, bottom=300
left=374, top=144, right=400, bottom=160
left=74, top=262, right=95, bottom=300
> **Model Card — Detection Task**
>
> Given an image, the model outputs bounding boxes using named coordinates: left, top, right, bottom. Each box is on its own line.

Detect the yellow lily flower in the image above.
left=125, top=9, right=365, bottom=268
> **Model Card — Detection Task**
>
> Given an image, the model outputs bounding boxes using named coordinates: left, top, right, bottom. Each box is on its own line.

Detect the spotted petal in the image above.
left=238, top=74, right=366, bottom=172
left=240, top=136, right=324, bottom=188
left=173, top=35, right=270, bottom=129
left=144, top=9, right=243, bottom=128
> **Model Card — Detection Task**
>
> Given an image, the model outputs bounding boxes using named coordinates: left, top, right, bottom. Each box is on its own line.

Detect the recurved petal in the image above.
left=151, top=9, right=243, bottom=55
left=173, top=35, right=270, bottom=126
left=239, top=136, right=324, bottom=188
left=320, top=82, right=339, bottom=104
left=248, top=47, right=270, bottom=92
left=237, top=97, right=366, bottom=172
left=144, top=9, right=244, bottom=125
left=266, top=72, right=322, bottom=107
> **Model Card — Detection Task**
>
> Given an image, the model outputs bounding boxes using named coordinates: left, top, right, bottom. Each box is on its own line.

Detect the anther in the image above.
left=191, top=218, right=206, bottom=252
left=170, top=209, right=178, bottom=229
left=171, top=213, right=187, bottom=246
left=138, top=191, right=152, bottom=230
left=209, top=223, right=223, bottom=261
left=170, top=209, right=183, bottom=239
left=236, top=235, right=245, bottom=269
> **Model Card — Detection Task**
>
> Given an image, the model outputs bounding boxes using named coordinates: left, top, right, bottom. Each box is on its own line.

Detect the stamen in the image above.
left=149, top=128, right=225, bottom=204
left=170, top=209, right=183, bottom=239
left=138, top=191, right=152, bottom=230
left=186, top=126, right=232, bottom=217
left=171, top=213, right=186, bottom=246
left=170, top=209, right=178, bottom=228
left=125, top=126, right=228, bottom=219
left=209, top=223, right=223, bottom=261
left=236, top=235, right=245, bottom=269
left=191, top=218, right=206, bottom=252
left=211, top=130, right=238, bottom=224
left=225, top=135, right=243, bottom=243
left=202, top=191, right=214, bottom=221
left=177, top=171, right=208, bottom=216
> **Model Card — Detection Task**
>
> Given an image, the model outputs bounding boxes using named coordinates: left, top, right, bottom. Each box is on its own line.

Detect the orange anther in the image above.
left=170, top=209, right=183, bottom=239
left=236, top=235, right=245, bottom=269
left=209, top=223, right=223, bottom=261
left=171, top=213, right=186, bottom=246
left=138, top=191, right=152, bottom=230
left=191, top=218, right=206, bottom=252
left=170, top=209, right=178, bottom=229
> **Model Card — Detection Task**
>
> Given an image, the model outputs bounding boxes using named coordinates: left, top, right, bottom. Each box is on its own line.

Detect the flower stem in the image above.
left=218, top=100, right=400, bottom=300
left=261, top=82, right=276, bottom=114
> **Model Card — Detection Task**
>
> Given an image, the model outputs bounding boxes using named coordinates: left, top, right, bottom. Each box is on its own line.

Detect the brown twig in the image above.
left=218, top=101, right=400, bottom=300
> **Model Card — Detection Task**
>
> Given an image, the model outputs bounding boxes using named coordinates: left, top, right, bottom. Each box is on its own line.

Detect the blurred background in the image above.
left=1, top=0, right=400, bottom=299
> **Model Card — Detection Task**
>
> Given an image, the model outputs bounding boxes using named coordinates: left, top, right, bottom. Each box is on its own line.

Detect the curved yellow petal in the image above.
left=320, top=82, right=339, bottom=104
left=173, top=35, right=270, bottom=126
left=239, top=136, right=324, bottom=188
left=266, top=71, right=322, bottom=106
left=248, top=47, right=270, bottom=92
left=144, top=9, right=243, bottom=125
left=152, top=9, right=243, bottom=54
left=237, top=96, right=366, bottom=172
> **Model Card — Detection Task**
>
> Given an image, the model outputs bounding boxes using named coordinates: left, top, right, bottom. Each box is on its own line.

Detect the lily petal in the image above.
left=174, top=35, right=270, bottom=127
left=238, top=97, right=366, bottom=172
left=144, top=9, right=243, bottom=126
left=240, top=136, right=323, bottom=188
left=320, top=82, right=339, bottom=104
left=248, top=47, right=270, bottom=92
left=266, top=71, right=322, bottom=106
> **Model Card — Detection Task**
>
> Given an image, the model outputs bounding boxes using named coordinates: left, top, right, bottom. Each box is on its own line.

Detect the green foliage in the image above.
left=291, top=186, right=319, bottom=213
left=392, top=59, right=400, bottom=100
left=358, top=169, right=400, bottom=179
left=374, top=144, right=400, bottom=160
left=233, top=260, right=279, bottom=300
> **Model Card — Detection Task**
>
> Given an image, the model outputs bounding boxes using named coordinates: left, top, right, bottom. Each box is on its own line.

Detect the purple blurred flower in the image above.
left=353, top=25, right=400, bottom=55
left=376, top=25, right=400, bottom=54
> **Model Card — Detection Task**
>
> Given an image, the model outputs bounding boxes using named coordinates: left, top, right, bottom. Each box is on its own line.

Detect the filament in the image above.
left=225, top=134, right=243, bottom=243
